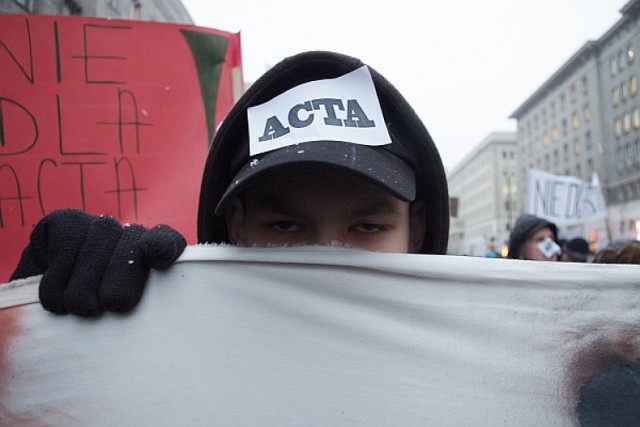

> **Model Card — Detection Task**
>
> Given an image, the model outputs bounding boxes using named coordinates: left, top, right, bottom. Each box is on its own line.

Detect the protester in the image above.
left=562, top=237, right=591, bottom=262
left=593, top=241, right=640, bottom=264
left=507, top=214, right=561, bottom=261
left=10, top=50, right=450, bottom=315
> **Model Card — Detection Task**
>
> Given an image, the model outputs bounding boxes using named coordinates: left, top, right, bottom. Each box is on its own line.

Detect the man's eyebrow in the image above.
left=349, top=198, right=403, bottom=218
left=248, top=194, right=308, bottom=218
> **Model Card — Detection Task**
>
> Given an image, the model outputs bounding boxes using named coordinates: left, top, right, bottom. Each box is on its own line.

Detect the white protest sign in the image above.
left=526, top=169, right=608, bottom=225
left=247, top=66, right=391, bottom=156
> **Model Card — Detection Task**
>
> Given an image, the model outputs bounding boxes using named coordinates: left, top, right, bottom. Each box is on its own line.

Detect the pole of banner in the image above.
left=604, top=216, right=613, bottom=245
left=600, top=175, right=613, bottom=245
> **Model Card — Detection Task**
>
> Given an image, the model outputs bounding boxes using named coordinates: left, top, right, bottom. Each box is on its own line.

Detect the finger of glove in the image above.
left=99, top=224, right=149, bottom=313
left=10, top=245, right=47, bottom=282
left=139, top=225, right=187, bottom=270
left=11, top=209, right=93, bottom=282
left=60, top=215, right=124, bottom=316
left=33, top=210, right=97, bottom=313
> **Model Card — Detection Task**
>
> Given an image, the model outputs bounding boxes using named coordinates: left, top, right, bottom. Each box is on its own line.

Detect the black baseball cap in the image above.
left=197, top=51, right=449, bottom=254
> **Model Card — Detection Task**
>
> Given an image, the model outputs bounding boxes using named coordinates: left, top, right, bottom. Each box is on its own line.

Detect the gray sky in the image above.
left=182, top=0, right=623, bottom=170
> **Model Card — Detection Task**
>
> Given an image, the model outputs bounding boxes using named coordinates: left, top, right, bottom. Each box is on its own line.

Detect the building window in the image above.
left=624, top=112, right=632, bottom=133
left=622, top=82, right=629, bottom=102
left=560, top=93, right=566, bottom=110
left=130, top=1, right=142, bottom=20
left=543, top=132, right=550, bottom=146
left=629, top=45, right=636, bottom=64
left=620, top=51, right=626, bottom=71
left=576, top=163, right=582, bottom=178
left=583, top=104, right=591, bottom=122
left=585, top=131, right=592, bottom=151
left=613, top=87, right=620, bottom=107
left=634, top=108, right=640, bottom=128
left=627, top=143, right=635, bottom=167
left=550, top=101, right=556, bottom=119
left=631, top=75, right=638, bottom=97
left=635, top=139, right=640, bottom=163
left=581, top=76, right=588, bottom=95
left=570, top=84, right=577, bottom=102
left=534, top=138, right=542, bottom=152
left=618, top=147, right=625, bottom=170
left=562, top=118, right=568, bottom=136
left=615, top=117, right=623, bottom=136
left=552, top=126, right=559, bottom=141
left=611, top=57, right=618, bottom=75
left=14, top=0, right=32, bottom=11
left=572, top=111, right=580, bottom=129
left=587, top=158, right=594, bottom=176
left=61, top=0, right=82, bottom=15
left=563, top=143, right=569, bottom=162
left=574, top=138, right=582, bottom=156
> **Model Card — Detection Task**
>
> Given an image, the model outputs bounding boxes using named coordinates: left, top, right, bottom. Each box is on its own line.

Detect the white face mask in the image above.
left=537, top=237, right=562, bottom=259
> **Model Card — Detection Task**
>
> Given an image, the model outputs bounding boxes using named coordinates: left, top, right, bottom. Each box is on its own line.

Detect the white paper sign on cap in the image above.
left=247, top=66, right=391, bottom=156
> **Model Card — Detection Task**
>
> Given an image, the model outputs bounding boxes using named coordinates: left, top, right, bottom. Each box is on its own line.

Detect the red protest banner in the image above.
left=0, top=15, right=242, bottom=280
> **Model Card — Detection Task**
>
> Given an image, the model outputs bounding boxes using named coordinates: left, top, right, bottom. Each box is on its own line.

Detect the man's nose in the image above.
left=312, top=227, right=343, bottom=246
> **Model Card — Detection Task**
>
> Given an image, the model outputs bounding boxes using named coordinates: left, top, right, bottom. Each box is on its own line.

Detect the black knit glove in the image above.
left=10, top=209, right=186, bottom=316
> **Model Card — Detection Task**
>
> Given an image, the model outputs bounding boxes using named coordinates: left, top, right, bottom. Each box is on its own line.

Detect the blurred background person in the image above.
left=562, top=237, right=591, bottom=262
left=593, top=241, right=640, bottom=265
left=507, top=214, right=561, bottom=261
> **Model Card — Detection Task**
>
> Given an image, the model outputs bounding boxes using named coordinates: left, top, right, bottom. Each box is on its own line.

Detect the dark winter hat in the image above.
left=197, top=51, right=449, bottom=254
left=564, top=238, right=591, bottom=261
left=507, top=214, right=558, bottom=259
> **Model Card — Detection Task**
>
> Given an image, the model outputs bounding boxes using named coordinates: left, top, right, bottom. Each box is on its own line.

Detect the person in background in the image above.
left=507, top=214, right=561, bottom=261
left=562, top=237, right=591, bottom=262
left=593, top=241, right=640, bottom=264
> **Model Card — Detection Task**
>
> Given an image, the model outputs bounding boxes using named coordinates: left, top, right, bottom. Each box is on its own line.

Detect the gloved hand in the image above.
left=10, top=209, right=187, bottom=316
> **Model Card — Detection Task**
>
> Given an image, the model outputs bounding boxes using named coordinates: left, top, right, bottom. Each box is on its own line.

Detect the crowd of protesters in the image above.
left=498, top=213, right=640, bottom=265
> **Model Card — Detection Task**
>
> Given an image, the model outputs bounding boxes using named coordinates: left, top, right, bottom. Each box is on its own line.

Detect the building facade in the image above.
left=0, top=0, right=193, bottom=23
left=447, top=132, right=518, bottom=256
left=510, top=0, right=640, bottom=248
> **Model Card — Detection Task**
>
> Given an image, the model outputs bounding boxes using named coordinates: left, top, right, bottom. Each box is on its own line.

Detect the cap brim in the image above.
left=214, top=140, right=416, bottom=215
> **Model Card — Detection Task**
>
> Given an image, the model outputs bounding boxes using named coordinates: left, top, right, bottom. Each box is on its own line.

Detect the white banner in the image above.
left=1, top=245, right=639, bottom=425
left=526, top=169, right=608, bottom=225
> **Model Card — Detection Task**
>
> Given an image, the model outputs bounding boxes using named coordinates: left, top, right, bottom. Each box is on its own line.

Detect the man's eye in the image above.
left=354, top=223, right=384, bottom=233
left=271, top=221, right=300, bottom=232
